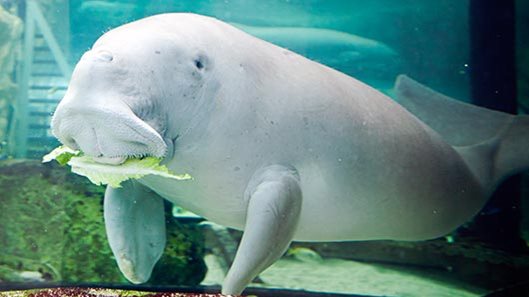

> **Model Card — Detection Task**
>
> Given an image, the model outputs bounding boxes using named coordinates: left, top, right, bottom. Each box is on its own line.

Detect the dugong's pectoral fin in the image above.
left=222, top=165, right=302, bottom=295
left=104, top=180, right=166, bottom=284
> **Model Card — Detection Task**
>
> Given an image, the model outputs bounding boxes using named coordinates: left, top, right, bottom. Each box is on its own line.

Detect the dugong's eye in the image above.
left=193, top=54, right=210, bottom=71
left=194, top=59, right=204, bottom=70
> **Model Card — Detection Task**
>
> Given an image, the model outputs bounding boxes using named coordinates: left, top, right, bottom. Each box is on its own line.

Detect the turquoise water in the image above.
left=0, top=1, right=528, bottom=296
left=69, top=0, right=471, bottom=99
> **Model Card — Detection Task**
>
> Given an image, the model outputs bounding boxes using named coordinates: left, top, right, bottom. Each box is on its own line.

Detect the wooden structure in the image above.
left=10, top=0, right=71, bottom=158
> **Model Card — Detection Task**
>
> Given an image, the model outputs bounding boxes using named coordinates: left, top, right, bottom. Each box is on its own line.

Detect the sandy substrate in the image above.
left=0, top=288, right=227, bottom=297
left=201, top=254, right=487, bottom=297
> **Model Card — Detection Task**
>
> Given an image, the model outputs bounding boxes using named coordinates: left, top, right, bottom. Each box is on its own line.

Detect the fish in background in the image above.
left=233, top=23, right=402, bottom=83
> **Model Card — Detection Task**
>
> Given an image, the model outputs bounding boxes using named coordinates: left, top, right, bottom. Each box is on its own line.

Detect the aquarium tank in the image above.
left=1, top=0, right=528, bottom=296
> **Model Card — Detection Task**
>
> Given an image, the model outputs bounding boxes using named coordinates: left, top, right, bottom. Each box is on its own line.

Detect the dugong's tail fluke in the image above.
left=490, top=115, right=529, bottom=185
left=394, top=75, right=529, bottom=194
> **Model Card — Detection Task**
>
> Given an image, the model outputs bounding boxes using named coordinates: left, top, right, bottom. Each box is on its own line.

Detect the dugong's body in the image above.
left=51, top=13, right=529, bottom=295
left=140, top=40, right=476, bottom=242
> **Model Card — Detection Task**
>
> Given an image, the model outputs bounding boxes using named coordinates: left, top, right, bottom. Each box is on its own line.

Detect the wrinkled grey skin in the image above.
left=51, top=13, right=529, bottom=295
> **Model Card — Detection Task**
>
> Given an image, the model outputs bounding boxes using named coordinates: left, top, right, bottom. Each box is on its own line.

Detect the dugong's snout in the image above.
left=51, top=102, right=167, bottom=163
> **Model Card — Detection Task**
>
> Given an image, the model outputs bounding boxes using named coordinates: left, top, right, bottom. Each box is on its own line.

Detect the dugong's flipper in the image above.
left=222, top=165, right=302, bottom=295
left=104, top=180, right=166, bottom=284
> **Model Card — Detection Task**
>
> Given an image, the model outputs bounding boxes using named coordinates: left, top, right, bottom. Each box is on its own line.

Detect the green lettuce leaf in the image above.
left=42, top=146, right=80, bottom=165
left=42, top=146, right=192, bottom=188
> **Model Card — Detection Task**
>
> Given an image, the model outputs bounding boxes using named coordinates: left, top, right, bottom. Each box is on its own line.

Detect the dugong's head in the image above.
left=52, top=14, right=221, bottom=164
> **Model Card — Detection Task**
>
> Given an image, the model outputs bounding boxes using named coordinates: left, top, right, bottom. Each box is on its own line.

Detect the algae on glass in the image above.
left=0, top=161, right=205, bottom=285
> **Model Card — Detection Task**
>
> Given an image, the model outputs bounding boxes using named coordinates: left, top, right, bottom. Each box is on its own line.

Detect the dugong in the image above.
left=51, top=13, right=529, bottom=295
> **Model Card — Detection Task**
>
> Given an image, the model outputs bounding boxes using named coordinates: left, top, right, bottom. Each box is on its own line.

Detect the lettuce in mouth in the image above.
left=42, top=146, right=192, bottom=188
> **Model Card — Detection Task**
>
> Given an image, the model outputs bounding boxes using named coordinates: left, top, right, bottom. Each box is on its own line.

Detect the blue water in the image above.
left=69, top=0, right=471, bottom=100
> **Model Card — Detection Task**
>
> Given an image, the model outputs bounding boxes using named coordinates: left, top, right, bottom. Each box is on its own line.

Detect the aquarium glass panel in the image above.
left=0, top=1, right=527, bottom=297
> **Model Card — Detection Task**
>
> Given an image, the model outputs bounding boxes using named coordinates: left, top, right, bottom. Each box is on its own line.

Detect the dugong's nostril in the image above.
left=94, top=50, right=113, bottom=62
left=81, top=49, right=114, bottom=63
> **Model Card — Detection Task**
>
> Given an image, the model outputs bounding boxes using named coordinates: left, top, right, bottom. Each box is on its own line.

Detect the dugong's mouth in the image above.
left=93, top=155, right=128, bottom=165
left=89, top=136, right=175, bottom=166
left=52, top=106, right=168, bottom=164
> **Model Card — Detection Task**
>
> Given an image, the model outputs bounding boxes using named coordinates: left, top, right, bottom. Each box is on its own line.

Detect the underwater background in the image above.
left=0, top=0, right=528, bottom=296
